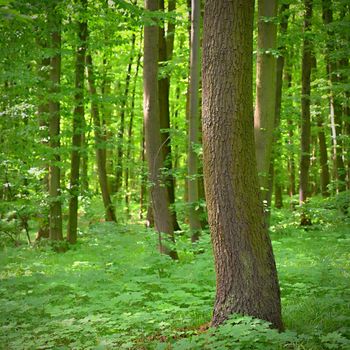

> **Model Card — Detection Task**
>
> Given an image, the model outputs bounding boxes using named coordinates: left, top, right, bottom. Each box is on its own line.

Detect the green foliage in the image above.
left=0, top=198, right=349, bottom=349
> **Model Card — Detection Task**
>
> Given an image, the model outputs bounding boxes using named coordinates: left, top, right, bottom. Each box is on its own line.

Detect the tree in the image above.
left=86, top=53, right=116, bottom=222
left=202, top=0, right=283, bottom=330
left=322, top=0, right=346, bottom=192
left=67, top=0, right=88, bottom=243
left=254, top=0, right=278, bottom=202
left=187, top=0, right=202, bottom=241
left=299, top=0, right=313, bottom=204
left=48, top=2, right=63, bottom=241
left=143, top=0, right=178, bottom=260
left=158, top=0, right=181, bottom=231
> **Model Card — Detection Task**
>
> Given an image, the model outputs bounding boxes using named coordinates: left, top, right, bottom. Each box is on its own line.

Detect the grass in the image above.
left=0, top=196, right=349, bottom=349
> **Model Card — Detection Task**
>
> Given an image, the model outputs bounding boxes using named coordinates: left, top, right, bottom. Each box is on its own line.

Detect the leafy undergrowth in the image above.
left=0, top=196, right=349, bottom=349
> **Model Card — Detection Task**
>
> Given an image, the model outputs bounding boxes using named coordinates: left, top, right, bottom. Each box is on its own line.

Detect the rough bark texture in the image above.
left=67, top=0, right=88, bottom=243
left=254, top=0, right=278, bottom=198
left=144, top=0, right=177, bottom=259
left=86, top=54, right=116, bottom=222
left=48, top=6, right=63, bottom=241
left=158, top=0, right=181, bottom=231
left=202, top=0, right=283, bottom=330
left=299, top=0, right=313, bottom=204
left=188, top=0, right=202, bottom=242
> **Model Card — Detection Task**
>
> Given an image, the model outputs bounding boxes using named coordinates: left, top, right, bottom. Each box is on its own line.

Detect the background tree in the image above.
left=187, top=0, right=202, bottom=242
left=254, top=0, right=278, bottom=207
left=48, top=2, right=63, bottom=241
left=143, top=0, right=178, bottom=260
left=299, top=0, right=313, bottom=205
left=67, top=0, right=88, bottom=244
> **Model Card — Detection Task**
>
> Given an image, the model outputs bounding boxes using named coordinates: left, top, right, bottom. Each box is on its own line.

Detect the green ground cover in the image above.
left=0, top=196, right=349, bottom=349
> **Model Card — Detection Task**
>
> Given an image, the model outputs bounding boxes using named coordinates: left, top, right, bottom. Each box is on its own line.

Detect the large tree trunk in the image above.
left=202, top=0, right=283, bottom=330
left=86, top=54, right=116, bottom=222
left=254, top=0, right=278, bottom=201
left=158, top=0, right=181, bottom=231
left=187, top=0, right=202, bottom=242
left=48, top=5, right=63, bottom=241
left=299, top=0, right=313, bottom=204
left=143, top=0, right=178, bottom=260
left=67, top=0, right=88, bottom=243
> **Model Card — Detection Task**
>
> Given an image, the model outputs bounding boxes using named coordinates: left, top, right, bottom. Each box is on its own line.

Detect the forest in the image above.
left=0, top=0, right=349, bottom=349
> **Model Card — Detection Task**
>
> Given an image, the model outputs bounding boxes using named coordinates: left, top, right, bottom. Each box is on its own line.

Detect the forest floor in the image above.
left=0, top=196, right=350, bottom=349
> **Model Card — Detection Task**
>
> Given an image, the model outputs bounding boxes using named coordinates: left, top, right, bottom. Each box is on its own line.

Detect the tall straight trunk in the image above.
left=322, top=0, right=346, bottom=191
left=144, top=0, right=178, bottom=260
left=317, top=112, right=330, bottom=196
left=67, top=0, right=88, bottom=243
left=86, top=54, right=116, bottom=222
left=266, top=3, right=290, bottom=213
left=158, top=0, right=181, bottom=231
left=188, top=0, right=202, bottom=241
left=254, top=0, right=278, bottom=199
left=80, top=130, right=89, bottom=193
left=299, top=0, right=313, bottom=204
left=202, top=0, right=282, bottom=330
left=48, top=6, right=63, bottom=241
left=322, top=0, right=346, bottom=192
left=285, top=71, right=296, bottom=198
left=115, top=34, right=136, bottom=194
left=125, top=47, right=142, bottom=212
left=37, top=51, right=51, bottom=239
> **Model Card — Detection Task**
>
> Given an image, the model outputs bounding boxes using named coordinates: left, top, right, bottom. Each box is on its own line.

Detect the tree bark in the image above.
left=144, top=0, right=178, bottom=260
left=254, top=0, right=278, bottom=200
left=67, top=0, right=88, bottom=243
left=188, top=0, right=202, bottom=242
left=299, top=0, right=313, bottom=204
left=48, top=4, right=63, bottom=241
left=202, top=0, right=283, bottom=330
left=317, top=112, right=330, bottom=197
left=86, top=54, right=116, bottom=222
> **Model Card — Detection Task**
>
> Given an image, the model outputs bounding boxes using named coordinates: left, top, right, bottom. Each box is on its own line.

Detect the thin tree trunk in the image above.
left=299, top=0, right=313, bottom=204
left=285, top=71, right=296, bottom=198
left=115, top=34, right=136, bottom=194
left=317, top=112, right=330, bottom=196
left=322, top=0, right=346, bottom=192
left=254, top=0, right=278, bottom=200
left=144, top=0, right=177, bottom=259
left=86, top=54, right=116, bottom=222
left=48, top=5, right=63, bottom=241
left=158, top=0, right=181, bottom=231
left=188, top=0, right=202, bottom=242
left=67, top=0, right=88, bottom=243
left=202, top=0, right=283, bottom=330
left=125, top=45, right=142, bottom=213
left=37, top=50, right=51, bottom=240
left=266, top=3, right=290, bottom=214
